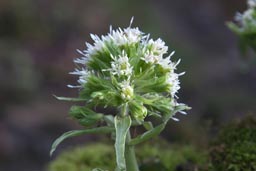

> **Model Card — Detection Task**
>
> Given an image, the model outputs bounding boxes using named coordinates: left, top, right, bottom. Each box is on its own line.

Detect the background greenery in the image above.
left=0, top=0, right=256, bottom=171
left=48, top=139, right=207, bottom=171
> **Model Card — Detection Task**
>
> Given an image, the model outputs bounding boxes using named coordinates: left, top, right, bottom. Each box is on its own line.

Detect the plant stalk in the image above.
left=120, top=103, right=139, bottom=171
left=125, top=130, right=139, bottom=171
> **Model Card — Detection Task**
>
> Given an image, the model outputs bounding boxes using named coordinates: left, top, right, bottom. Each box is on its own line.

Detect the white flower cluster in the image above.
left=142, top=38, right=168, bottom=64
left=68, top=68, right=90, bottom=88
left=141, top=40, right=182, bottom=97
left=80, top=27, right=143, bottom=59
left=70, top=19, right=183, bottom=99
left=110, top=27, right=142, bottom=46
left=110, top=51, right=133, bottom=77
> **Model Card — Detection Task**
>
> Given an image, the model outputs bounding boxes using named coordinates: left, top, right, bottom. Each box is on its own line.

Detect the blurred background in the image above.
left=0, top=0, right=256, bottom=171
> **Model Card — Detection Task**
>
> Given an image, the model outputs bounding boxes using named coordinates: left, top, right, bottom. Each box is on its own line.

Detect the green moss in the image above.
left=209, top=116, right=256, bottom=171
left=48, top=143, right=116, bottom=171
left=136, top=141, right=207, bottom=171
left=48, top=140, right=207, bottom=171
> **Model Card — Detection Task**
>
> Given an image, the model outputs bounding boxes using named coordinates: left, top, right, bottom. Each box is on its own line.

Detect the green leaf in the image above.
left=114, top=115, right=131, bottom=171
left=128, top=104, right=190, bottom=146
left=53, top=95, right=85, bottom=102
left=128, top=123, right=166, bottom=146
left=69, top=106, right=103, bottom=126
left=50, top=126, right=114, bottom=156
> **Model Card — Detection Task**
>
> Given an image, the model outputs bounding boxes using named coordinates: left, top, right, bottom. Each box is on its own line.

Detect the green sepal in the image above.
left=114, top=115, right=131, bottom=171
left=50, top=126, right=114, bottom=156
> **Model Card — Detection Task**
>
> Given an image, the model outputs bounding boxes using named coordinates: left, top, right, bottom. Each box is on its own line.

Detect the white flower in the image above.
left=86, top=35, right=104, bottom=56
left=110, top=27, right=142, bottom=46
left=109, top=29, right=127, bottom=46
left=141, top=50, right=160, bottom=64
left=119, top=80, right=134, bottom=100
left=166, top=72, right=180, bottom=97
left=123, top=27, right=142, bottom=43
left=69, top=68, right=90, bottom=86
left=74, top=50, right=89, bottom=65
left=110, top=51, right=133, bottom=77
left=77, top=17, right=144, bottom=61
left=158, top=51, right=177, bottom=70
left=141, top=38, right=168, bottom=64
left=148, top=38, right=168, bottom=56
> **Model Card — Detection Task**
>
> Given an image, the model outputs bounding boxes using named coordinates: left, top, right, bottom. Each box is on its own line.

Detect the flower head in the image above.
left=69, top=18, right=187, bottom=122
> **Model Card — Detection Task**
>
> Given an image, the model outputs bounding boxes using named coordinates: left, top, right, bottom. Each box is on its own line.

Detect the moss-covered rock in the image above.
left=209, top=116, right=256, bottom=171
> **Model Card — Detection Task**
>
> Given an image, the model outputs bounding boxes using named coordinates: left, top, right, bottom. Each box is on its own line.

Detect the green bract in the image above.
left=51, top=18, right=190, bottom=171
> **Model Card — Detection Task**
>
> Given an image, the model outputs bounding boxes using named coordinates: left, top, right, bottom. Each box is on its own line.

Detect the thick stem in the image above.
left=125, top=130, right=139, bottom=171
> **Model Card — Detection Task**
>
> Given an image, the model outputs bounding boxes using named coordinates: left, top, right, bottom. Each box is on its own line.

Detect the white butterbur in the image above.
left=68, top=18, right=187, bottom=121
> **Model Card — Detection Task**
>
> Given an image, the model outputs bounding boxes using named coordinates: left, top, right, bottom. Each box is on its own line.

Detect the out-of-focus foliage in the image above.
left=48, top=140, right=207, bottom=171
left=137, top=140, right=207, bottom=171
left=209, top=115, right=256, bottom=171
left=48, top=143, right=115, bottom=171
left=227, top=0, right=256, bottom=54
